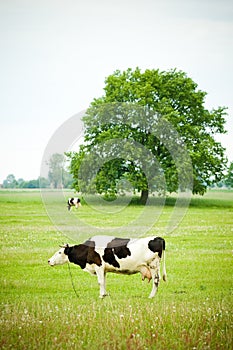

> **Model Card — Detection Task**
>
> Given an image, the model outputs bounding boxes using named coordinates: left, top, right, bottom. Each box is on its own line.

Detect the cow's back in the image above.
left=94, top=236, right=161, bottom=273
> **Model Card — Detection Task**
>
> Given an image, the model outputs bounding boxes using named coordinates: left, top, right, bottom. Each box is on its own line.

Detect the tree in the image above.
left=38, top=177, right=50, bottom=188
left=48, top=153, right=73, bottom=189
left=17, top=178, right=25, bottom=187
left=2, top=174, right=18, bottom=188
left=23, top=179, right=39, bottom=188
left=225, top=162, right=233, bottom=188
left=48, top=153, right=65, bottom=188
left=68, top=68, right=228, bottom=202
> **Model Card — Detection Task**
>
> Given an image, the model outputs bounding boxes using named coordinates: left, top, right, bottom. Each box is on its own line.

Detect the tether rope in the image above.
left=67, top=262, right=79, bottom=298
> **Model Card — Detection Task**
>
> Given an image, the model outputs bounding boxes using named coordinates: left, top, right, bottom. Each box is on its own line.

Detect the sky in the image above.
left=0, top=0, right=233, bottom=183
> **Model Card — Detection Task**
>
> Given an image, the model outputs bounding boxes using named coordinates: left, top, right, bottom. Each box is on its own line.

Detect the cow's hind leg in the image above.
left=149, top=257, right=161, bottom=298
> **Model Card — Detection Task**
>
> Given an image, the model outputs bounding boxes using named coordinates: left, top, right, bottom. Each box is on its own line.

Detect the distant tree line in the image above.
left=1, top=173, right=73, bottom=189
left=1, top=174, right=49, bottom=188
left=1, top=153, right=73, bottom=189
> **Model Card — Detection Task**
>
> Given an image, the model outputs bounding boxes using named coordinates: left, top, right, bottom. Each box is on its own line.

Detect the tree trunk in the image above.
left=140, top=189, right=149, bottom=205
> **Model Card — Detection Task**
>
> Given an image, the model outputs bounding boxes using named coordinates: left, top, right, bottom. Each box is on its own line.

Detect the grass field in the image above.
left=0, top=189, right=233, bottom=349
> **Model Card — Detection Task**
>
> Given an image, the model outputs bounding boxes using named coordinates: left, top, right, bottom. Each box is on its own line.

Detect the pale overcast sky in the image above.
left=0, top=0, right=232, bottom=183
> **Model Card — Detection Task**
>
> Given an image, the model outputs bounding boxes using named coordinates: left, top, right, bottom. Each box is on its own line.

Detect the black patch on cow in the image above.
left=68, top=198, right=80, bottom=206
left=103, top=247, right=119, bottom=268
left=148, top=237, right=165, bottom=258
left=103, top=238, right=131, bottom=268
left=64, top=240, right=102, bottom=269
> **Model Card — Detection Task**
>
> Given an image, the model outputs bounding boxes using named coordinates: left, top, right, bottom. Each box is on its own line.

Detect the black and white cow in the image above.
left=67, top=197, right=81, bottom=211
left=48, top=235, right=166, bottom=298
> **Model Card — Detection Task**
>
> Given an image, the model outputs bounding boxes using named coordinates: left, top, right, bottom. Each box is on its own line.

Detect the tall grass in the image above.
left=0, top=189, right=232, bottom=349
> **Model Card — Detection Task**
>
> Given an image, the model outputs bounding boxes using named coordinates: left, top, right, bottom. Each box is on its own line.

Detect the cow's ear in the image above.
left=59, top=243, right=69, bottom=248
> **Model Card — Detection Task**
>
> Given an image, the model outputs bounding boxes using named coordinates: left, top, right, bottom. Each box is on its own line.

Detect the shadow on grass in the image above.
left=105, top=191, right=233, bottom=208
left=81, top=193, right=233, bottom=208
left=166, top=195, right=233, bottom=208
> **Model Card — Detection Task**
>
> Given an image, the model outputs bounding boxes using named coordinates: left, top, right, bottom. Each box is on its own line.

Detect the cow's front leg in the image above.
left=95, top=266, right=107, bottom=298
left=149, top=257, right=161, bottom=298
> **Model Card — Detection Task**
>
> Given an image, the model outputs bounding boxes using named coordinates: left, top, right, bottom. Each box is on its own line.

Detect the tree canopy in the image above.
left=68, top=68, right=228, bottom=202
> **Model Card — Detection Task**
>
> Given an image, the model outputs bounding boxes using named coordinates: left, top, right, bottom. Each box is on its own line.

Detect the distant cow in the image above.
left=67, top=197, right=81, bottom=211
left=48, top=235, right=166, bottom=298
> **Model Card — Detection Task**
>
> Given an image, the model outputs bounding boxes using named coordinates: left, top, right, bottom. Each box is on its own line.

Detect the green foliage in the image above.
left=68, top=68, right=228, bottom=199
left=225, top=161, right=233, bottom=188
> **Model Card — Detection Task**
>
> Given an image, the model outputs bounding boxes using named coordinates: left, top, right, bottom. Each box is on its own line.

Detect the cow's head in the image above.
left=48, top=244, right=69, bottom=266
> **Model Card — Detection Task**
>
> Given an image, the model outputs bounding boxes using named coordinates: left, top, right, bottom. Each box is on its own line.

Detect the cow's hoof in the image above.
left=99, top=293, right=109, bottom=299
left=148, top=294, right=155, bottom=299
left=99, top=294, right=106, bottom=299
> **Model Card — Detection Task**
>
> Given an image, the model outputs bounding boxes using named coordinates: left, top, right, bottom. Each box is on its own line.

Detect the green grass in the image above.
left=0, top=189, right=233, bottom=349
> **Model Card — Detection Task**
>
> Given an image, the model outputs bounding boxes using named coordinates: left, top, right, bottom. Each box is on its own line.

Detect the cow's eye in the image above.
left=59, top=252, right=62, bottom=254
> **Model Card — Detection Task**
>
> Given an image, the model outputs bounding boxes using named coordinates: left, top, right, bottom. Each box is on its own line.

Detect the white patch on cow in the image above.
left=89, top=235, right=116, bottom=248
left=48, top=248, right=69, bottom=266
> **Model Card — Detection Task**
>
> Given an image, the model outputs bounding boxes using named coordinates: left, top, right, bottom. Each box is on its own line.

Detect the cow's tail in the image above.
left=162, top=239, right=167, bottom=282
